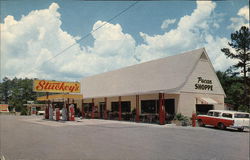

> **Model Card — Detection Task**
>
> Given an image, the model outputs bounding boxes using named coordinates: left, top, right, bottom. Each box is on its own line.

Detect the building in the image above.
left=80, top=48, right=225, bottom=124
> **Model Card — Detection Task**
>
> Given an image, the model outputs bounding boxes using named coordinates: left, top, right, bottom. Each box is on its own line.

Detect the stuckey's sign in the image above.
left=33, top=80, right=80, bottom=93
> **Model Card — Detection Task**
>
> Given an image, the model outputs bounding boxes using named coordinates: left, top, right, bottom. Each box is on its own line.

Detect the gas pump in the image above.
left=69, top=104, right=75, bottom=121
left=62, top=106, right=67, bottom=121
left=49, top=104, right=53, bottom=120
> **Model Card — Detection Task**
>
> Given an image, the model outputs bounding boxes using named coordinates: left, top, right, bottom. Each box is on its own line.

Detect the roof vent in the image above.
left=200, top=52, right=208, bottom=60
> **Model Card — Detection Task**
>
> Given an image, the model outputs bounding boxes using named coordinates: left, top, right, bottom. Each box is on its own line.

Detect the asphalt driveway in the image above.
left=0, top=115, right=249, bottom=160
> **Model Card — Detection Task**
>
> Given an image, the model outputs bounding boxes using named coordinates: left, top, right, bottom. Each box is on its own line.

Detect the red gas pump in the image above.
left=55, top=108, right=60, bottom=121
left=69, top=104, right=75, bottom=121
left=192, top=113, right=197, bottom=127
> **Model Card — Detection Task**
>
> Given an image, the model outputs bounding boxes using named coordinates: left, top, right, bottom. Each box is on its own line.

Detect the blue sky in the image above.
left=0, top=0, right=249, bottom=81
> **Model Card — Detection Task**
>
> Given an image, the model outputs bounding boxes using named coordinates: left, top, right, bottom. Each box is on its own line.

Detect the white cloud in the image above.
left=134, top=1, right=236, bottom=71
left=228, top=5, right=249, bottom=31
left=161, top=19, right=176, bottom=30
left=0, top=3, right=138, bottom=81
left=1, top=1, right=242, bottom=81
left=238, top=5, right=249, bottom=20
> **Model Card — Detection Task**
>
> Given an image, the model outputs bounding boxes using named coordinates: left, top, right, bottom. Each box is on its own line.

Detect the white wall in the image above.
left=178, top=92, right=225, bottom=117
left=181, top=59, right=225, bottom=95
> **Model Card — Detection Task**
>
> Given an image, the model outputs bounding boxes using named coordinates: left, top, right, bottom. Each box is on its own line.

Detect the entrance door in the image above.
left=164, top=99, right=175, bottom=120
left=99, top=102, right=105, bottom=119
left=196, top=104, right=214, bottom=115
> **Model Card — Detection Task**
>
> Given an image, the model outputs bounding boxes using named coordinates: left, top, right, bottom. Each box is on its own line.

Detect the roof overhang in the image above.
left=37, top=94, right=83, bottom=101
left=197, top=97, right=219, bottom=104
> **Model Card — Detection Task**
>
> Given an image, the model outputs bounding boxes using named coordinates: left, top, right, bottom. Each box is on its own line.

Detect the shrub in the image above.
left=20, top=108, right=28, bottom=115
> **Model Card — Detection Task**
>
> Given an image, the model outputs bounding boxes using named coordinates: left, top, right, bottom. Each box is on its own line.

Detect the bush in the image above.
left=174, top=113, right=190, bottom=126
left=174, top=113, right=188, bottom=121
left=238, top=105, right=250, bottom=113
left=20, top=108, right=28, bottom=115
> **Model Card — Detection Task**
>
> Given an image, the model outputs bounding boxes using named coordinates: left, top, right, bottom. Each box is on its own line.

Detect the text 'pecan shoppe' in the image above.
left=195, top=77, right=213, bottom=91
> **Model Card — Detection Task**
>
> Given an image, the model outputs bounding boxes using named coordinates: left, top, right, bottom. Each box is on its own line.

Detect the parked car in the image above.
left=37, top=110, right=45, bottom=115
left=196, top=110, right=249, bottom=131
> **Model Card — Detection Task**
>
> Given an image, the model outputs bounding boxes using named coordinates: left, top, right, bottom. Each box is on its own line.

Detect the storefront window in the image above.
left=83, top=103, right=93, bottom=112
left=111, top=102, right=119, bottom=112
left=111, top=101, right=131, bottom=112
left=141, top=100, right=158, bottom=113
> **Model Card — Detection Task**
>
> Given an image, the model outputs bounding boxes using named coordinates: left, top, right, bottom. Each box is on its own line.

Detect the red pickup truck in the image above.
left=196, top=110, right=249, bottom=131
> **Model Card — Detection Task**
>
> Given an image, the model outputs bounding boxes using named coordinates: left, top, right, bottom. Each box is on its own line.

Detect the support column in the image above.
left=104, top=97, right=108, bottom=120
left=52, top=100, right=55, bottom=110
left=82, top=99, right=85, bottom=119
left=46, top=100, right=50, bottom=119
left=118, top=96, right=122, bottom=121
left=163, top=93, right=166, bottom=122
left=159, top=93, right=165, bottom=125
left=52, top=100, right=55, bottom=119
left=67, top=98, right=69, bottom=121
left=45, top=92, right=49, bottom=119
left=136, top=95, right=140, bottom=122
left=91, top=98, right=94, bottom=119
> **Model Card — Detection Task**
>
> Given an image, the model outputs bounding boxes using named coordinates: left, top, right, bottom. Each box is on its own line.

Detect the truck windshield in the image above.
left=234, top=114, right=249, bottom=118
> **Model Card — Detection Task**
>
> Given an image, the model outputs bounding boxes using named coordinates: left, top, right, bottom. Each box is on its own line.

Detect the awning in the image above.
left=37, top=94, right=83, bottom=101
left=197, top=97, right=218, bottom=104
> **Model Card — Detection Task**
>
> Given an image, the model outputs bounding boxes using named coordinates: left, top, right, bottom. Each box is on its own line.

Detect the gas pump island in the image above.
left=33, top=80, right=82, bottom=121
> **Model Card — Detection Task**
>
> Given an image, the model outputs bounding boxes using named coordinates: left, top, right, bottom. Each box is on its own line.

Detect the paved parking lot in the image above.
left=0, top=115, right=249, bottom=160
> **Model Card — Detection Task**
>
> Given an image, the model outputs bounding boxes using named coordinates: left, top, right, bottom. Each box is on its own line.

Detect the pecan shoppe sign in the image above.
left=33, top=80, right=80, bottom=93
left=195, top=77, right=213, bottom=91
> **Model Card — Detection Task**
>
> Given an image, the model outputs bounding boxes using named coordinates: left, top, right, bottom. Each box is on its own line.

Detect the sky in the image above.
left=0, top=0, right=249, bottom=82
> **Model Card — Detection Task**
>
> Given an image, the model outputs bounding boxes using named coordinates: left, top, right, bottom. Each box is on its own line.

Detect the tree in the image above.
left=216, top=70, right=245, bottom=111
left=221, top=26, right=250, bottom=108
left=0, top=77, right=11, bottom=104
left=0, top=77, right=45, bottom=113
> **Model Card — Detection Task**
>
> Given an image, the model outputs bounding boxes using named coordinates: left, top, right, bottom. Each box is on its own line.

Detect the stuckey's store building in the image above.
left=35, top=48, right=225, bottom=124
left=80, top=48, right=225, bottom=124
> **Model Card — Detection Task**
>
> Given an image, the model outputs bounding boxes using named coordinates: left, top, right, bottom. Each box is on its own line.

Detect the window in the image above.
left=111, top=101, right=131, bottom=112
left=207, top=112, right=213, bottom=116
left=83, top=103, right=93, bottom=112
left=196, top=104, right=214, bottom=115
left=141, top=100, right=158, bottom=113
left=111, top=102, right=119, bottom=112
left=213, top=112, right=220, bottom=117
left=121, top=101, right=131, bottom=112
left=234, top=114, right=249, bottom=118
left=222, top=113, right=232, bottom=118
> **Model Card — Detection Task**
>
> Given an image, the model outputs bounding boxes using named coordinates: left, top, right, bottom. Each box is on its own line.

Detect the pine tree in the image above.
left=221, top=26, right=250, bottom=110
